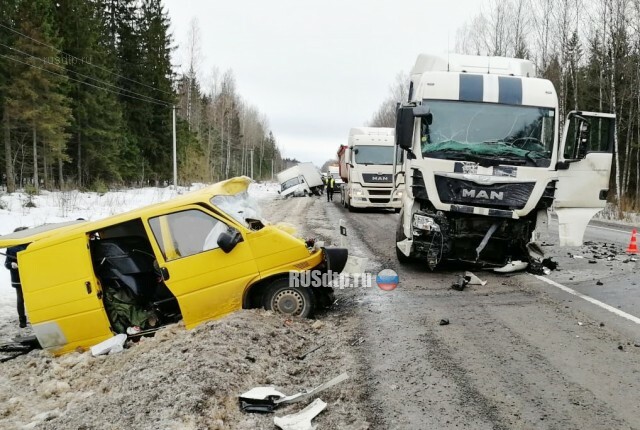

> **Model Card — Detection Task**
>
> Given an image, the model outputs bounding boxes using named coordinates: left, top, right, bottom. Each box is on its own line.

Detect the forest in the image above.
left=371, top=0, right=640, bottom=210
left=0, top=0, right=284, bottom=192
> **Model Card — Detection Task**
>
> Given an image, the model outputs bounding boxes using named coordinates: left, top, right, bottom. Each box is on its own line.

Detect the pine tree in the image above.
left=4, top=0, right=72, bottom=191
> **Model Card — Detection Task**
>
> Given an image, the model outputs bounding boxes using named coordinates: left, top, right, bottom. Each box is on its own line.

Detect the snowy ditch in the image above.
left=0, top=182, right=368, bottom=429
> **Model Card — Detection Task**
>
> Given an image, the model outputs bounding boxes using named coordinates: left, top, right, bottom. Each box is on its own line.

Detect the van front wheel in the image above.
left=263, top=278, right=314, bottom=318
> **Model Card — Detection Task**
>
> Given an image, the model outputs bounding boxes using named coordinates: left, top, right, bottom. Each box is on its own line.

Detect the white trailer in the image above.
left=338, top=127, right=404, bottom=211
left=394, top=53, right=615, bottom=270
left=277, top=162, right=323, bottom=198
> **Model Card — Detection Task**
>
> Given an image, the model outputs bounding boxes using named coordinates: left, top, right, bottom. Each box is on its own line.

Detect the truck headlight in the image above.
left=412, top=214, right=440, bottom=232
left=395, top=191, right=403, bottom=199
left=353, top=188, right=363, bottom=197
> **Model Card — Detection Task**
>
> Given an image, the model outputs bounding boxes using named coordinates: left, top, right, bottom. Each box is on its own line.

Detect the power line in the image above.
left=0, top=52, right=172, bottom=107
left=0, top=21, right=174, bottom=97
left=0, top=42, right=173, bottom=106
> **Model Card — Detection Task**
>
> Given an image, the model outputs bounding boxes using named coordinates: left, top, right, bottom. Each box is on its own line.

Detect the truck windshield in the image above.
left=281, top=177, right=300, bottom=191
left=353, top=145, right=397, bottom=165
left=421, top=100, right=555, bottom=167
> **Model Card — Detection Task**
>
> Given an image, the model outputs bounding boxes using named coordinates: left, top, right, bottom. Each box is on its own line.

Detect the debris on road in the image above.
left=494, top=260, right=528, bottom=273
left=297, top=344, right=324, bottom=360
left=439, top=319, right=450, bottom=326
left=596, top=281, right=604, bottom=286
left=451, top=276, right=469, bottom=291
left=465, top=271, right=487, bottom=286
left=350, top=337, right=365, bottom=346
left=274, top=398, right=327, bottom=430
left=239, top=373, right=349, bottom=413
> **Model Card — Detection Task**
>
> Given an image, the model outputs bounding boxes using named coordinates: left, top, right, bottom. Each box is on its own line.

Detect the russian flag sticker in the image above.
left=376, top=269, right=399, bottom=291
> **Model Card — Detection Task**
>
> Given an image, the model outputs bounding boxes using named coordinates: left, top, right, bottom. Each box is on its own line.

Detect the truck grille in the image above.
left=368, top=190, right=391, bottom=196
left=434, top=175, right=534, bottom=210
left=362, top=173, right=392, bottom=183
left=370, top=198, right=391, bottom=204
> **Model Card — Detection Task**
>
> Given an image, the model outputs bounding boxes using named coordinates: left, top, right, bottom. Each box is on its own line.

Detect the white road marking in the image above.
left=586, top=224, right=633, bottom=234
left=548, top=218, right=632, bottom=235
left=534, top=275, right=640, bottom=325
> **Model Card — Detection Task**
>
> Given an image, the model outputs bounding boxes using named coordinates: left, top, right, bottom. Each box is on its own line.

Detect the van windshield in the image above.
left=420, top=100, right=555, bottom=167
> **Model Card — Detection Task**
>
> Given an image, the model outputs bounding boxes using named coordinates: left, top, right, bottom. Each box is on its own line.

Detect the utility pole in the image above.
left=172, top=105, right=177, bottom=188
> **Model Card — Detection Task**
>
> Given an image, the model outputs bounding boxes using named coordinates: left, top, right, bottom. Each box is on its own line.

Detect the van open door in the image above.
left=554, top=111, right=616, bottom=246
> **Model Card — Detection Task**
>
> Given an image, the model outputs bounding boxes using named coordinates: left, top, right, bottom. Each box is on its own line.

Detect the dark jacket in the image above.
left=4, top=244, right=28, bottom=287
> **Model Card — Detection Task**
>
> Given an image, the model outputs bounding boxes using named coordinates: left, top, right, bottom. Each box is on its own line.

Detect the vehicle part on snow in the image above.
left=439, top=319, right=450, bottom=326
left=0, top=335, right=40, bottom=362
left=90, top=334, right=127, bottom=356
left=297, top=343, right=324, bottom=360
left=239, top=373, right=349, bottom=413
left=274, top=398, right=327, bottom=430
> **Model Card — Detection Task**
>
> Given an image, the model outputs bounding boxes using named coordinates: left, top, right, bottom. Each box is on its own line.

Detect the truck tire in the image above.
left=263, top=278, right=314, bottom=318
left=395, top=212, right=411, bottom=264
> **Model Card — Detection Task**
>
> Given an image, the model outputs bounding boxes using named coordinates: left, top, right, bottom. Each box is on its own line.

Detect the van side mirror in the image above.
left=395, top=106, right=414, bottom=151
left=218, top=229, right=242, bottom=253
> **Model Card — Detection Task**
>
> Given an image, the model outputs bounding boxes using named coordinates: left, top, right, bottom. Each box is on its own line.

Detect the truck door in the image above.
left=146, top=206, right=260, bottom=328
left=554, top=111, right=616, bottom=246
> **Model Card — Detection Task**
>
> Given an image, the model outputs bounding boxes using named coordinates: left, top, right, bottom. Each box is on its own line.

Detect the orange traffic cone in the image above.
left=626, top=228, right=638, bottom=254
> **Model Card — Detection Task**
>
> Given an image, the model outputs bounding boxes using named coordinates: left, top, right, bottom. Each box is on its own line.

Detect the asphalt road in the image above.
left=293, top=196, right=640, bottom=429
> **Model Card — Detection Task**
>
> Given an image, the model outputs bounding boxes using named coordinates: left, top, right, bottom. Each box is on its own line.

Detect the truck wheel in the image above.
left=263, top=278, right=314, bottom=318
left=395, top=212, right=411, bottom=264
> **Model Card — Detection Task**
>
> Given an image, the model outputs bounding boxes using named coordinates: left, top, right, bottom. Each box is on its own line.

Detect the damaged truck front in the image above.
left=0, top=177, right=347, bottom=356
left=394, top=54, right=616, bottom=270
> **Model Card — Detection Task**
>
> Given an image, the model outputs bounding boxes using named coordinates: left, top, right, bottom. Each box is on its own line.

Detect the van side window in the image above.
left=148, top=209, right=228, bottom=261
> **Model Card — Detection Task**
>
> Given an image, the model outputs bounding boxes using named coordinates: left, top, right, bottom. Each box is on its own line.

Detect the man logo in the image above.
left=461, top=189, right=504, bottom=200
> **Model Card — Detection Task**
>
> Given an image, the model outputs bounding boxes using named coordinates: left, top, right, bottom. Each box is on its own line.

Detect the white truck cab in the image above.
left=394, top=53, right=615, bottom=269
left=338, top=127, right=404, bottom=211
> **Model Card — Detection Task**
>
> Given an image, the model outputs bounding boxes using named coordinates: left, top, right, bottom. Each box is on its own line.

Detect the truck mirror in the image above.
left=413, top=105, right=432, bottom=125
left=395, top=106, right=414, bottom=150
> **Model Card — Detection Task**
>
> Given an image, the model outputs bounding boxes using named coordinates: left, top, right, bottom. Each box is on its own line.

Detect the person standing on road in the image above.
left=4, top=227, right=29, bottom=328
left=327, top=176, right=335, bottom=202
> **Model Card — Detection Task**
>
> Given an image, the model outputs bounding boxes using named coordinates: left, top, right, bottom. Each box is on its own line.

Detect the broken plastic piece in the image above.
left=465, top=271, right=487, bottom=286
left=90, top=334, right=127, bottom=356
left=274, top=398, right=327, bottom=430
left=239, top=387, right=287, bottom=413
left=275, top=372, right=349, bottom=405
left=239, top=373, right=348, bottom=413
left=493, top=260, right=528, bottom=273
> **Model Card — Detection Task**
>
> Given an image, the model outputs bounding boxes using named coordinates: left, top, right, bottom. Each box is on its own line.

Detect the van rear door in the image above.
left=19, top=235, right=113, bottom=355
left=554, top=111, right=616, bottom=246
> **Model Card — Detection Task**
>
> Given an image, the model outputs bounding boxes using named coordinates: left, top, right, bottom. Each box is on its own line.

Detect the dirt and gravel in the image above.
left=2, top=192, right=640, bottom=429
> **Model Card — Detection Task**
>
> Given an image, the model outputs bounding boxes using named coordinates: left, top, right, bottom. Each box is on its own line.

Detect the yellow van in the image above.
left=0, top=177, right=347, bottom=356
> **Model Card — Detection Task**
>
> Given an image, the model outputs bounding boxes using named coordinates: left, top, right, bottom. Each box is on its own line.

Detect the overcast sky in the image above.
left=164, top=0, right=485, bottom=167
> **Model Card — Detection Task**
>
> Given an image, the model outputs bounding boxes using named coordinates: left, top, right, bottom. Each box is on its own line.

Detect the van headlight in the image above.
left=412, top=214, right=440, bottom=232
